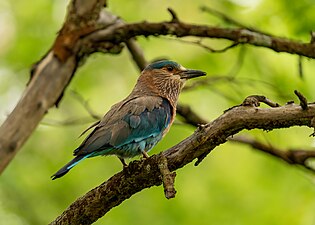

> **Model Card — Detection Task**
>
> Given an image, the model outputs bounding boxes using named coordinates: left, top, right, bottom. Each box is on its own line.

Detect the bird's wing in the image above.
left=78, top=120, right=100, bottom=138
left=73, top=96, right=173, bottom=156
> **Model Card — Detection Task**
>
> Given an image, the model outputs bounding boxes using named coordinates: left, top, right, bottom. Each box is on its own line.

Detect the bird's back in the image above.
left=74, top=95, right=174, bottom=158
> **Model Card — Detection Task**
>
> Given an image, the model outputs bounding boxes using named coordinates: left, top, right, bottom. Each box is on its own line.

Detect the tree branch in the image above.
left=177, top=99, right=315, bottom=171
left=0, top=1, right=111, bottom=173
left=294, top=90, right=309, bottom=110
left=200, top=6, right=266, bottom=34
left=1, top=0, right=314, bottom=223
left=90, top=21, right=315, bottom=59
left=50, top=101, right=315, bottom=224
left=229, top=135, right=315, bottom=172
left=2, top=3, right=315, bottom=173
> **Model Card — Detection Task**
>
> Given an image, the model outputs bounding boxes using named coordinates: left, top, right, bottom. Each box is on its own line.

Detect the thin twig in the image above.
left=200, top=5, right=268, bottom=35
left=41, top=117, right=95, bottom=126
left=294, top=90, right=308, bottom=110
left=162, top=37, right=239, bottom=53
left=125, top=40, right=148, bottom=71
left=158, top=155, right=177, bottom=199
left=228, top=46, right=245, bottom=77
left=224, top=95, right=280, bottom=112
left=167, top=8, right=179, bottom=23
left=176, top=104, right=208, bottom=126
left=69, top=90, right=102, bottom=120
left=242, top=95, right=280, bottom=108
left=298, top=56, right=304, bottom=79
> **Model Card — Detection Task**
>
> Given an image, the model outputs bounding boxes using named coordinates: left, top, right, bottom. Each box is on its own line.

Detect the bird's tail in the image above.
left=51, top=154, right=90, bottom=180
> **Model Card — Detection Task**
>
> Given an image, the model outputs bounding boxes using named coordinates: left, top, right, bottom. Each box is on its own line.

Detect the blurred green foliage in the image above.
left=1, top=0, right=315, bottom=224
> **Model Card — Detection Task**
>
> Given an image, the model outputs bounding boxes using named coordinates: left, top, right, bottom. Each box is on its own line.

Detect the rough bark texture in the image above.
left=50, top=103, right=315, bottom=224
left=2, top=3, right=315, bottom=173
left=90, top=22, right=315, bottom=58
left=1, top=1, right=315, bottom=225
left=0, top=0, right=108, bottom=173
left=0, top=54, right=77, bottom=172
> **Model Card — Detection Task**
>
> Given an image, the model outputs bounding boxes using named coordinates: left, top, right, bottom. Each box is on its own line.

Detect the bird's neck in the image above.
left=131, top=74, right=184, bottom=108
left=151, top=78, right=183, bottom=107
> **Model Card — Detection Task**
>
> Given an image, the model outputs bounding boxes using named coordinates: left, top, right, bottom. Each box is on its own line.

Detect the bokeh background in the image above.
left=1, top=0, right=315, bottom=224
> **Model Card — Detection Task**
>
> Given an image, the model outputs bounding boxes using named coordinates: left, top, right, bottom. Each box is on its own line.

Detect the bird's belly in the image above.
left=112, top=134, right=163, bottom=158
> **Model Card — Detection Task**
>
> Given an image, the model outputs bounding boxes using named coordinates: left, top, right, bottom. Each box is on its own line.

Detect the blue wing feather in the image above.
left=52, top=97, right=173, bottom=179
left=121, top=99, right=171, bottom=146
left=74, top=97, right=172, bottom=158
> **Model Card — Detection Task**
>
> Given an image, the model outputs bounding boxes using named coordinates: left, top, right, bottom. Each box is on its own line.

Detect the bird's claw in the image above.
left=142, top=151, right=150, bottom=159
left=118, top=157, right=128, bottom=167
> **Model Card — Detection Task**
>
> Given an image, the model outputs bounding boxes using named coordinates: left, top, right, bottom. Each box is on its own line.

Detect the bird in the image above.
left=51, top=60, right=206, bottom=179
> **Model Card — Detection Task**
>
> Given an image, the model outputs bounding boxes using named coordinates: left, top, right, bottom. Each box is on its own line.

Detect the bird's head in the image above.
left=144, top=60, right=206, bottom=82
left=134, top=60, right=206, bottom=106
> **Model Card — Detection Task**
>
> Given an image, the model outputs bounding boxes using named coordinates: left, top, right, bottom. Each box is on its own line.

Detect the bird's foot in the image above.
left=118, top=157, right=128, bottom=168
left=142, top=151, right=150, bottom=159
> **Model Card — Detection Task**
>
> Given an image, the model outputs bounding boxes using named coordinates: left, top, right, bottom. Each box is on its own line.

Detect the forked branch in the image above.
left=51, top=100, right=315, bottom=224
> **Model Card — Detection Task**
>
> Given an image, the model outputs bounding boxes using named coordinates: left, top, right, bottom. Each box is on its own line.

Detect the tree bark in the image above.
left=50, top=103, right=315, bottom=224
left=1, top=2, right=315, bottom=224
left=2, top=3, right=315, bottom=174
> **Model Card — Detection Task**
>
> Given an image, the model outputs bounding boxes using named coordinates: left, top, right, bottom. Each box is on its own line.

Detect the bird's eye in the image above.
left=166, top=66, right=174, bottom=72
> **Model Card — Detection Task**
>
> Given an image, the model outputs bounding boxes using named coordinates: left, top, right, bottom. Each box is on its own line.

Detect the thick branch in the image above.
left=69, top=79, right=288, bottom=174
left=177, top=101, right=315, bottom=171
left=51, top=103, right=315, bottom=224
left=2, top=7, right=315, bottom=173
left=0, top=1, right=111, bottom=173
left=0, top=53, right=77, bottom=173
left=90, top=21, right=315, bottom=59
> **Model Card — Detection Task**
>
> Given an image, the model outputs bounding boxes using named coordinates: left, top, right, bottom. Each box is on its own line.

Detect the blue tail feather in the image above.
left=51, top=154, right=91, bottom=180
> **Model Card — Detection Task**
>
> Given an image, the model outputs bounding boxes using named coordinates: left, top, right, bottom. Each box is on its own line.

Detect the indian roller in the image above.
left=51, top=60, right=206, bottom=179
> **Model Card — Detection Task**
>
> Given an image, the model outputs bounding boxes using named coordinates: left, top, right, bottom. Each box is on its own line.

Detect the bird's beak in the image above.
left=179, top=69, right=206, bottom=79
